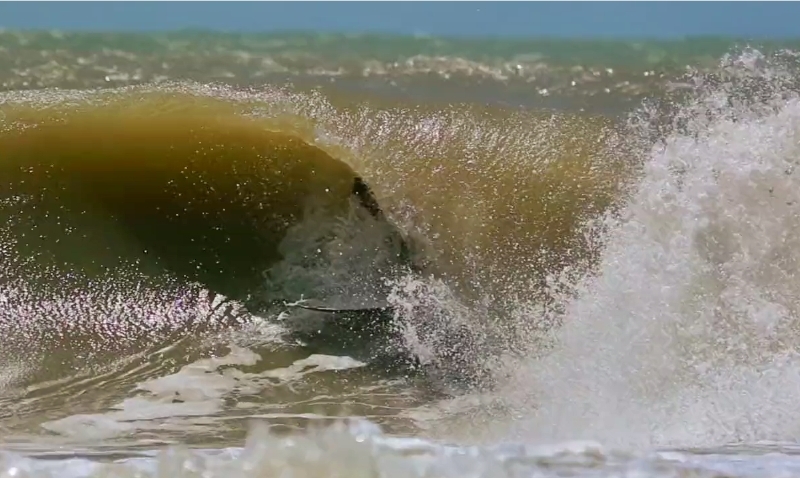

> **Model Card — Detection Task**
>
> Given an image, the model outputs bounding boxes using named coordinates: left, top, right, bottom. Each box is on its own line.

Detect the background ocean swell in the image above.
left=3, top=31, right=799, bottom=114
left=1, top=32, right=800, bottom=476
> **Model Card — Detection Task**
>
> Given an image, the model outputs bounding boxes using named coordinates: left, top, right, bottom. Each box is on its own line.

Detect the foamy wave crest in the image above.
left=2, top=417, right=777, bottom=478
left=467, top=49, right=800, bottom=450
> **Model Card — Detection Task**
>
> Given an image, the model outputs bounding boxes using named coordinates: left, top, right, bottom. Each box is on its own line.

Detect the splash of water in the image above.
left=454, top=49, right=800, bottom=450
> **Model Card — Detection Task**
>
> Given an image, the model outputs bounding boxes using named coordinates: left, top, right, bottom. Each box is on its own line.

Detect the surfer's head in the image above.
left=350, top=175, right=420, bottom=274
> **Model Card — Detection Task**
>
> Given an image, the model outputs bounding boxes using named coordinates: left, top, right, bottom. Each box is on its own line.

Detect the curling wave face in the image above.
left=0, top=85, right=636, bottom=391
left=0, top=93, right=410, bottom=299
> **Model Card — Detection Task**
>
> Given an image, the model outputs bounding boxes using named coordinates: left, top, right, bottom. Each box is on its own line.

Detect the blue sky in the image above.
left=0, top=2, right=798, bottom=39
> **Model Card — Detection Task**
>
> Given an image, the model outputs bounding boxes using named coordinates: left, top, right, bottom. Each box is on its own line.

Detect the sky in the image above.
left=0, top=2, right=799, bottom=40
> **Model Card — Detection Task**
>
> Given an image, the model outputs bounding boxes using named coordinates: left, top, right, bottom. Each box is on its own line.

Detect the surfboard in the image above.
left=284, top=299, right=392, bottom=315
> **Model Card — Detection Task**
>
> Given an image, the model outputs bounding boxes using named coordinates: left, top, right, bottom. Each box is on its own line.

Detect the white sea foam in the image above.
left=443, top=50, right=800, bottom=451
